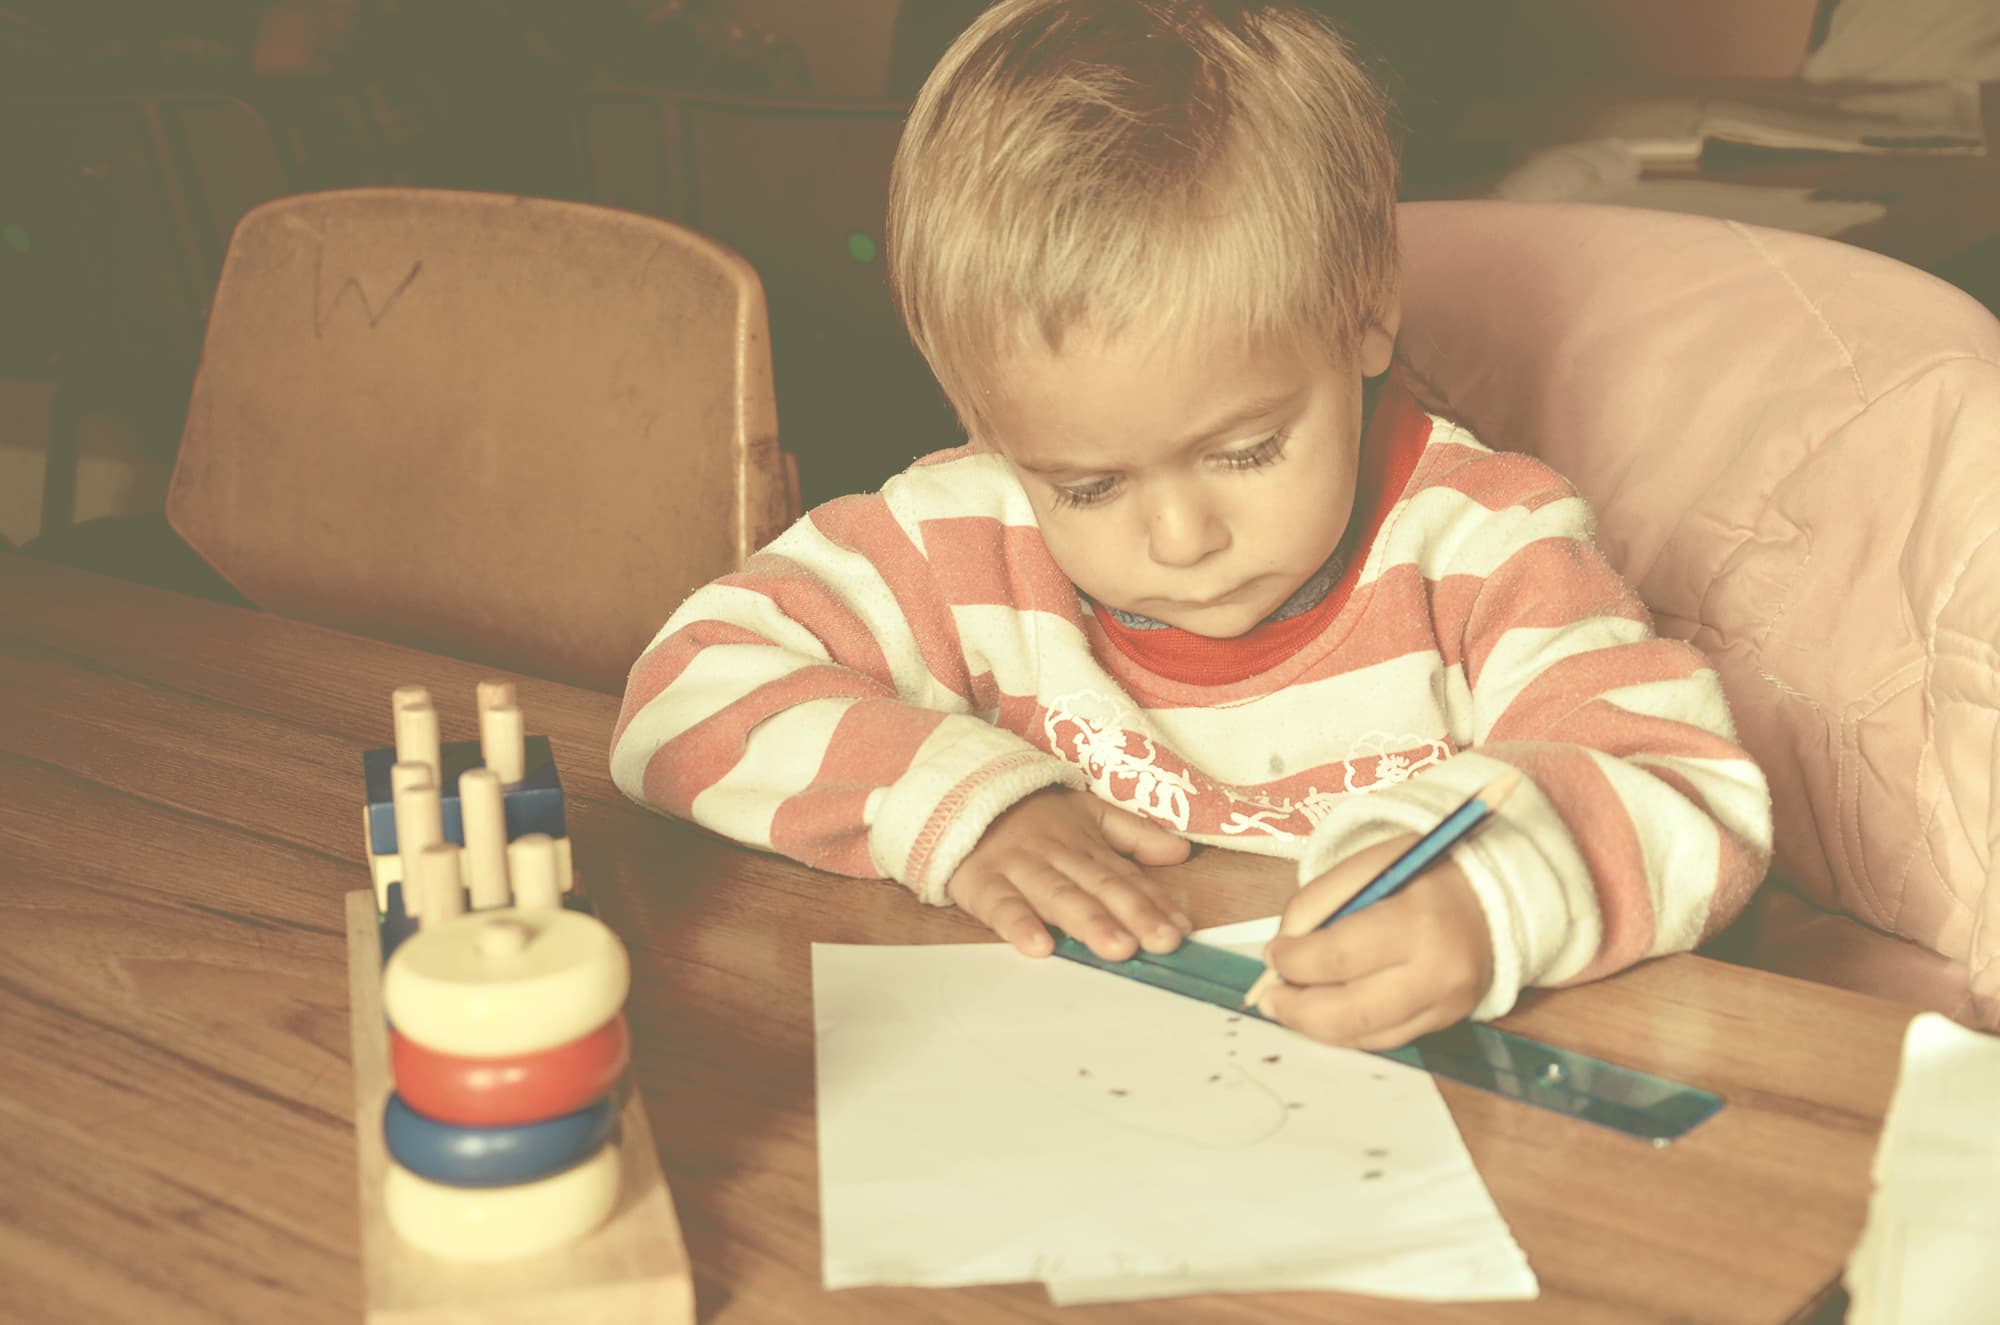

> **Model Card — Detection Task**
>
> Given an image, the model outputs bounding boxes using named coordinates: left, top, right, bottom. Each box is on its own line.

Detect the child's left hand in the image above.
left=1254, top=834, right=1494, bottom=1050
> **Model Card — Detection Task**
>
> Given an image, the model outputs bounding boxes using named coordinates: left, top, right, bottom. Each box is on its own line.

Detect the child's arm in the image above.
left=608, top=488, right=1187, bottom=956
left=1268, top=452, right=1773, bottom=1042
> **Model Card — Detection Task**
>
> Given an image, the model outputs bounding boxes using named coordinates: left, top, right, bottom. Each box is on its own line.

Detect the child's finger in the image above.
left=1279, top=834, right=1421, bottom=937
left=955, top=874, right=1054, bottom=956
left=1067, top=851, right=1189, bottom=952
left=1090, top=799, right=1193, bottom=866
left=1029, top=870, right=1142, bottom=961
left=1264, top=905, right=1407, bottom=987
left=1261, top=963, right=1429, bottom=1047
left=1341, top=1007, right=1457, bottom=1054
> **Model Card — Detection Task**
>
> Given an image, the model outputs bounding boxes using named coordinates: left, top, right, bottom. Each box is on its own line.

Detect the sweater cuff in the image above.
left=1294, top=751, right=1578, bottom=1022
left=869, top=716, right=1089, bottom=905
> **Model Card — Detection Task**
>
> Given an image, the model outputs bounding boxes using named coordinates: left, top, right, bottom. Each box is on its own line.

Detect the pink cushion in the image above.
left=1395, top=200, right=2000, bottom=1029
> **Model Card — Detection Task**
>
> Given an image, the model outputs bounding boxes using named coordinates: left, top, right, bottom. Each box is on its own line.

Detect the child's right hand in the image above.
left=945, top=788, right=1193, bottom=961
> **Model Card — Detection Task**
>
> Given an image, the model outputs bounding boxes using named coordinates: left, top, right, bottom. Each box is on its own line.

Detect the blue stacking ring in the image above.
left=383, top=1090, right=619, bottom=1188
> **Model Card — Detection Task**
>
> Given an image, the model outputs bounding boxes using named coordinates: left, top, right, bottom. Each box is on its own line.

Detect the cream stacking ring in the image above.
left=382, top=907, right=631, bottom=1058
left=383, top=1142, right=622, bottom=1262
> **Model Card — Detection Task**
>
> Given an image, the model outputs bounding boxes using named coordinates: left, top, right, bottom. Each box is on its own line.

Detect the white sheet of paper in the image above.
left=812, top=919, right=1536, bottom=1302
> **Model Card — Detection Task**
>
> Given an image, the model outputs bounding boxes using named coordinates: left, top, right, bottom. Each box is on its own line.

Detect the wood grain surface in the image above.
left=0, top=557, right=1919, bottom=1324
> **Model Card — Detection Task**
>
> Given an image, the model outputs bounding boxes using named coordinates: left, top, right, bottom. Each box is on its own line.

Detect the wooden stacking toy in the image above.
left=343, top=681, right=693, bottom=1322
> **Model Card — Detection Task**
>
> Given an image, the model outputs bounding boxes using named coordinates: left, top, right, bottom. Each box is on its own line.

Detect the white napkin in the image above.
left=1844, top=1012, right=2000, bottom=1324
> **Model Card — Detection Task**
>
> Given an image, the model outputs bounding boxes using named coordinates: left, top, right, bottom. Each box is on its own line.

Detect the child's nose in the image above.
left=1145, top=486, right=1231, bottom=567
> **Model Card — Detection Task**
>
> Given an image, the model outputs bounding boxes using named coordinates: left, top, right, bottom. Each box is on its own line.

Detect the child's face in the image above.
left=981, top=318, right=1396, bottom=639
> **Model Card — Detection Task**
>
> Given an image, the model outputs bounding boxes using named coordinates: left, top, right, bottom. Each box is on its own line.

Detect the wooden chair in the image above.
left=164, top=187, right=797, bottom=694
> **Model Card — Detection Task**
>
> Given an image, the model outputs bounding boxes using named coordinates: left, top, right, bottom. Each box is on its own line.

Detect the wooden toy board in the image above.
left=344, top=889, right=696, bottom=1324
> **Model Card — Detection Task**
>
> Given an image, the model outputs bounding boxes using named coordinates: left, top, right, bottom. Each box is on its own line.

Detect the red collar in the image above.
left=1089, top=377, right=1432, bottom=686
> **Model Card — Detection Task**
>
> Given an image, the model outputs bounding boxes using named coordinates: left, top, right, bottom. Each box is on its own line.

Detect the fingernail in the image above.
left=1173, top=911, right=1194, bottom=933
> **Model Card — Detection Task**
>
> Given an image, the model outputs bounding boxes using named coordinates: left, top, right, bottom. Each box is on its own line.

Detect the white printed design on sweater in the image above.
left=1045, top=690, right=1452, bottom=841
left=1217, top=731, right=1452, bottom=839
left=1043, top=691, right=1198, bottom=830
left=1340, top=731, right=1452, bottom=794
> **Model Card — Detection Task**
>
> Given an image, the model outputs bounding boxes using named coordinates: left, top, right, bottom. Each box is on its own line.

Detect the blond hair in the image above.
left=887, top=0, right=1400, bottom=435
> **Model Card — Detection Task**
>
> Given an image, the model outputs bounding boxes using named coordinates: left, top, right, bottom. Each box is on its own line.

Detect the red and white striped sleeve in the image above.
left=1296, top=444, right=1773, bottom=1019
left=608, top=476, right=1084, bottom=902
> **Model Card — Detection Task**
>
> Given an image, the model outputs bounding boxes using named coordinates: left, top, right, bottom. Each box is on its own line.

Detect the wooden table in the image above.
left=1, top=555, right=1920, bottom=1324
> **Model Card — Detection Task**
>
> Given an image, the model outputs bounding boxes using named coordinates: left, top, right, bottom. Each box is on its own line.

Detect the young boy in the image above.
left=610, top=0, right=1772, bottom=1050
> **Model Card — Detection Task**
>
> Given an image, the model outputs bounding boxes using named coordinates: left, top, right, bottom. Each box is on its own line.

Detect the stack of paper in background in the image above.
left=1485, top=79, right=1985, bottom=241
left=1844, top=1013, right=2000, bottom=1324
left=1562, top=81, right=1987, bottom=164
left=810, top=920, right=1536, bottom=1305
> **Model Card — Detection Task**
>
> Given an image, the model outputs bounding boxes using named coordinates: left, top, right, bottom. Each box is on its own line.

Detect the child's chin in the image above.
left=1151, top=606, right=1265, bottom=640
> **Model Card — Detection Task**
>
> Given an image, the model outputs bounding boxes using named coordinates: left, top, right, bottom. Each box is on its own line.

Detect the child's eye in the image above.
left=1218, top=431, right=1289, bottom=471
left=1051, top=475, right=1122, bottom=509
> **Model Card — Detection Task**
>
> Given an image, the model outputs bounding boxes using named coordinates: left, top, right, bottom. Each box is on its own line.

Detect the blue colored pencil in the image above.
left=1240, top=767, right=1523, bottom=1009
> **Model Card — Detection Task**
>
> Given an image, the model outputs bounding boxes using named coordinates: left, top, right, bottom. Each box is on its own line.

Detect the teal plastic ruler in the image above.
left=1052, top=933, right=1722, bottom=1145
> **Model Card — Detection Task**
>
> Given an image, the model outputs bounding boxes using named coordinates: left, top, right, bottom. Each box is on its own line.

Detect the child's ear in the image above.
left=1358, top=295, right=1401, bottom=378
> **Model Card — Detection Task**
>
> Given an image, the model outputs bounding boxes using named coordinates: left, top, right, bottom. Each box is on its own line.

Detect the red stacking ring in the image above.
left=390, top=1013, right=630, bottom=1126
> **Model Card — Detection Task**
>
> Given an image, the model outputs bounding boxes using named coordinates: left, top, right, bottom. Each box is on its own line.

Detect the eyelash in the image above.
left=1050, top=430, right=1291, bottom=510
left=1221, top=430, right=1290, bottom=471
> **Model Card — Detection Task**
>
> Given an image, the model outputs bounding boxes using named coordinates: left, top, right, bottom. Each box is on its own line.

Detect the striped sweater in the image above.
left=611, top=384, right=1773, bottom=1019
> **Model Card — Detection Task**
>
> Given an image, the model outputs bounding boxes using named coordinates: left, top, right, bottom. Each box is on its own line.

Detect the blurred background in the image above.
left=3, top=0, right=1997, bottom=555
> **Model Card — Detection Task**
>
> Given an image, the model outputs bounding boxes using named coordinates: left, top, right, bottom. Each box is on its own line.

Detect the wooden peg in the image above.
left=389, top=760, right=431, bottom=799
left=478, top=917, right=534, bottom=959
left=480, top=702, right=526, bottom=785
left=457, top=767, right=510, bottom=910
left=393, top=690, right=441, bottom=783
left=391, top=768, right=442, bottom=909
left=416, top=842, right=465, bottom=927
left=506, top=833, right=562, bottom=910
left=476, top=678, right=517, bottom=714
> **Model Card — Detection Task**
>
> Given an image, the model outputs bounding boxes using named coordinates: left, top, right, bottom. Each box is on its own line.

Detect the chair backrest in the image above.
left=1395, top=199, right=2000, bottom=1026
left=165, top=187, right=795, bottom=694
